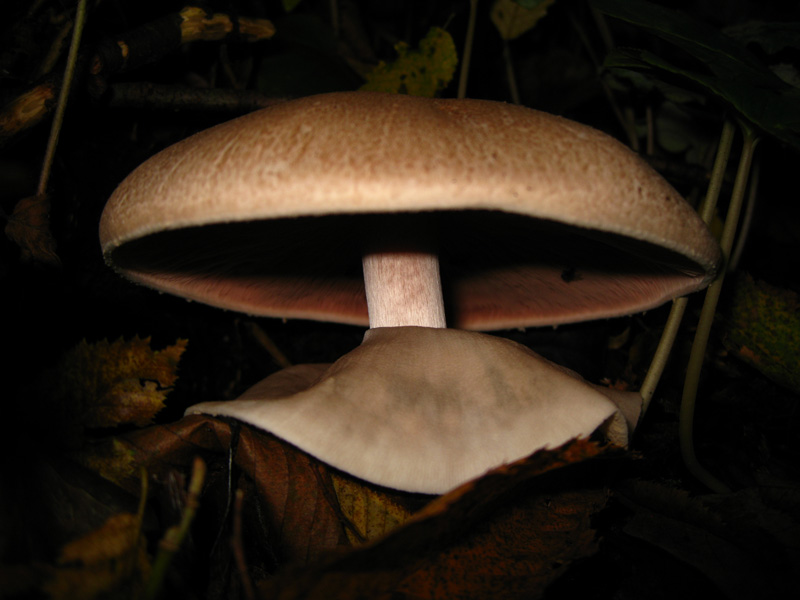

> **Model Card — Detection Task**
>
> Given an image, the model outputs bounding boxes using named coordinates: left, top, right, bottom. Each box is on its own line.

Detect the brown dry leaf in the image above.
left=118, top=415, right=351, bottom=565
left=56, top=336, right=187, bottom=429
left=43, top=512, right=150, bottom=600
left=4, top=193, right=60, bottom=265
left=113, top=416, right=619, bottom=599
left=259, top=438, right=618, bottom=599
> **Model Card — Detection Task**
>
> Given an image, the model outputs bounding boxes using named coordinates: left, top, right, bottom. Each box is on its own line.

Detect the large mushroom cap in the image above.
left=100, top=91, right=720, bottom=330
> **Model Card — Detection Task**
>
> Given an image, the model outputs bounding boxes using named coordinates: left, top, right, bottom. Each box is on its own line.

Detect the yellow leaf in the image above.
left=56, top=336, right=187, bottom=429
left=72, top=437, right=138, bottom=486
left=44, top=512, right=150, bottom=600
left=491, top=0, right=556, bottom=41
left=360, top=27, right=457, bottom=97
left=331, top=472, right=415, bottom=544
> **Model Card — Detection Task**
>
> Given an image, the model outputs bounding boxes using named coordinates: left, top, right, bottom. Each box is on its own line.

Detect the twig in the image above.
left=243, top=321, right=292, bottom=368
left=37, top=0, right=88, bottom=197
left=458, top=0, right=479, bottom=99
left=231, top=489, right=257, bottom=600
left=107, top=82, right=287, bottom=112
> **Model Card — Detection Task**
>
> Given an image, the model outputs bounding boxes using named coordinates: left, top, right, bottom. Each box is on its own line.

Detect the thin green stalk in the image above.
left=639, top=296, right=687, bottom=414
left=37, top=0, right=88, bottom=197
left=680, top=126, right=758, bottom=493
left=698, top=121, right=737, bottom=225
left=144, top=457, right=207, bottom=600
left=458, top=0, right=478, bottom=99
left=639, top=121, right=736, bottom=413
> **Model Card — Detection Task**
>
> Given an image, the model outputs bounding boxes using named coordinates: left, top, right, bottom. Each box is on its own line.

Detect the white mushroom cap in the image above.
left=99, top=91, right=720, bottom=330
left=186, top=326, right=640, bottom=494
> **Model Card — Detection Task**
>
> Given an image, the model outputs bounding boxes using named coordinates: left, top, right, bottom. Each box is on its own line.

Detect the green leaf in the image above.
left=491, top=0, right=556, bottom=41
left=723, top=273, right=800, bottom=394
left=592, top=0, right=800, bottom=149
left=360, top=27, right=457, bottom=97
left=724, top=21, right=800, bottom=58
left=282, top=0, right=304, bottom=12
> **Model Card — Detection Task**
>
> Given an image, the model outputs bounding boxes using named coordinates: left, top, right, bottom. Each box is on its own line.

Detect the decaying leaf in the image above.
left=72, top=437, right=139, bottom=486
left=330, top=471, right=416, bottom=544
left=4, top=193, right=60, bottom=265
left=491, top=0, right=556, bottom=41
left=55, top=336, right=187, bottom=430
left=119, top=415, right=351, bottom=565
left=43, top=512, right=150, bottom=600
left=116, top=414, right=619, bottom=599
left=360, top=27, right=457, bottom=97
left=260, top=437, right=616, bottom=599
left=723, top=273, right=800, bottom=393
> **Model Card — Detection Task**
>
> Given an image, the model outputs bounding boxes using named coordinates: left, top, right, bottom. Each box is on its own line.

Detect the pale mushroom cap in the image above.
left=100, top=91, right=720, bottom=329
left=186, top=327, right=639, bottom=494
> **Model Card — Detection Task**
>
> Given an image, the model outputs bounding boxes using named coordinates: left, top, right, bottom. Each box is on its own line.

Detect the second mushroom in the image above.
left=99, top=91, right=721, bottom=494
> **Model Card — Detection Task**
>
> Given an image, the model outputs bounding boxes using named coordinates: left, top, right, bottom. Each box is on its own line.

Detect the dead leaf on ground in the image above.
left=54, top=336, right=187, bottom=431
left=113, top=416, right=622, bottom=599
left=43, top=512, right=150, bottom=600
left=5, top=193, right=60, bottom=265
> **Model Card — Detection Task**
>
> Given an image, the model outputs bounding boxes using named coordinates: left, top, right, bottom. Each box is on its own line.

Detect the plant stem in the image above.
left=639, top=296, right=687, bottom=414
left=639, top=120, right=735, bottom=413
left=458, top=0, right=478, bottom=99
left=36, top=0, right=88, bottom=197
left=502, top=39, right=521, bottom=104
left=144, top=457, right=207, bottom=600
left=680, top=124, right=758, bottom=493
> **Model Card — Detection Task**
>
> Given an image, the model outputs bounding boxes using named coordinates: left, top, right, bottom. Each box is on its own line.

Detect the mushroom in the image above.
left=99, top=91, right=720, bottom=494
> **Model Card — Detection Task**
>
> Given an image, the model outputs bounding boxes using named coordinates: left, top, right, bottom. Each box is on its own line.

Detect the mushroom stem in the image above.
left=362, top=215, right=446, bottom=329
left=363, top=251, right=446, bottom=328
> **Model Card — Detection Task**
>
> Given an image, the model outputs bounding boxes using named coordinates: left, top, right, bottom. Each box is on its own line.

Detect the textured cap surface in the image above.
left=100, top=91, right=720, bottom=329
left=186, top=326, right=640, bottom=493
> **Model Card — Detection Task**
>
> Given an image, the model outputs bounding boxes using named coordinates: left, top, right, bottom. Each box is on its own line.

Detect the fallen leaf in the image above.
left=72, top=437, right=139, bottom=486
left=108, top=416, right=623, bottom=598
left=55, top=337, right=187, bottom=430
left=5, top=193, right=60, bottom=265
left=118, top=415, right=351, bottom=565
left=43, top=512, right=150, bottom=600
left=330, top=471, right=415, bottom=544
left=259, top=437, right=618, bottom=599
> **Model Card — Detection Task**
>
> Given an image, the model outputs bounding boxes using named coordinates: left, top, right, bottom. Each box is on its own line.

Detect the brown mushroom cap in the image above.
left=99, top=91, right=720, bottom=330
